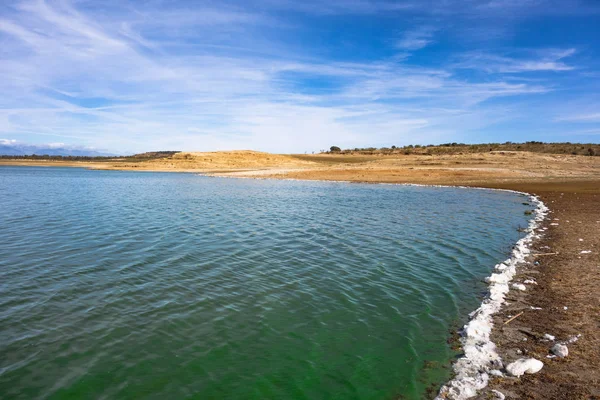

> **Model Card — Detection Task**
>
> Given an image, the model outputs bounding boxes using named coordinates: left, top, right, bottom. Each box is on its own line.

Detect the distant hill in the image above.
left=0, top=142, right=116, bottom=157
left=0, top=146, right=182, bottom=161
left=129, top=151, right=181, bottom=159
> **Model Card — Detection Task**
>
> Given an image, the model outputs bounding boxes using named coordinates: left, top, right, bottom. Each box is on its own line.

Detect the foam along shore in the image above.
left=436, top=195, right=548, bottom=400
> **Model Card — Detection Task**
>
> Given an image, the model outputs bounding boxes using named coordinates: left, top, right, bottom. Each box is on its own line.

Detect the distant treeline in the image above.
left=325, top=142, right=599, bottom=156
left=0, top=151, right=181, bottom=161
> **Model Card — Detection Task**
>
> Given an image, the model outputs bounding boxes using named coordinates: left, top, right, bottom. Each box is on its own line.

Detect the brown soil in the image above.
left=2, top=150, right=598, bottom=180
left=1, top=150, right=599, bottom=398
left=472, top=185, right=600, bottom=400
left=0, top=151, right=316, bottom=172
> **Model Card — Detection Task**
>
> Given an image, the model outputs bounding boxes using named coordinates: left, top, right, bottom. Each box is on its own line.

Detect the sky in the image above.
left=1, top=0, right=599, bottom=154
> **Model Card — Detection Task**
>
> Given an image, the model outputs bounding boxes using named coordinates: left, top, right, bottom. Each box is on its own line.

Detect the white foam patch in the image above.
left=436, top=194, right=548, bottom=400
left=512, top=283, right=527, bottom=291
left=543, top=333, right=555, bottom=341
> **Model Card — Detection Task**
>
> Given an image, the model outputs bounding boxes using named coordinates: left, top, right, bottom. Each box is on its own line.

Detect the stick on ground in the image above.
left=503, top=311, right=524, bottom=325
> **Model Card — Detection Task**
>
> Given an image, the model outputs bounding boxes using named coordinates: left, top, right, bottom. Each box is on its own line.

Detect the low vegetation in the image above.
left=322, top=142, right=600, bottom=156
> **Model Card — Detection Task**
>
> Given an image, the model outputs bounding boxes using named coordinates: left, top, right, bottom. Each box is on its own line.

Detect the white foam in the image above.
left=512, top=283, right=527, bottom=291
left=436, top=194, right=548, bottom=399
left=564, top=334, right=581, bottom=344
left=543, top=334, right=555, bottom=341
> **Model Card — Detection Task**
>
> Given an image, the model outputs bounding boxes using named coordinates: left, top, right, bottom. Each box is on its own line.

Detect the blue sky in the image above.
left=1, top=0, right=599, bottom=154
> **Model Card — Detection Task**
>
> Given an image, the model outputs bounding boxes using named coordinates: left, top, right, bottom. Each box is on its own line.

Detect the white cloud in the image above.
left=0, top=139, right=18, bottom=145
left=0, top=138, right=110, bottom=154
left=454, top=48, right=577, bottom=73
left=555, top=112, right=600, bottom=122
left=396, top=27, right=437, bottom=51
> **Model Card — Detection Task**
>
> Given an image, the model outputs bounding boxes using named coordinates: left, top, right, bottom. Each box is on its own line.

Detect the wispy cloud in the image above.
left=454, top=48, right=577, bottom=73
left=555, top=112, right=600, bottom=122
left=250, top=0, right=420, bottom=15
left=0, top=139, right=18, bottom=145
left=396, top=27, right=437, bottom=51
left=0, top=138, right=113, bottom=155
left=242, top=0, right=600, bottom=17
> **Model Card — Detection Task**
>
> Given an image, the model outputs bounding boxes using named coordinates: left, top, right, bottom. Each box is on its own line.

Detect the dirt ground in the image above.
left=472, top=183, right=600, bottom=400
left=2, top=150, right=599, bottom=181
left=0, top=151, right=316, bottom=172
left=1, top=151, right=599, bottom=399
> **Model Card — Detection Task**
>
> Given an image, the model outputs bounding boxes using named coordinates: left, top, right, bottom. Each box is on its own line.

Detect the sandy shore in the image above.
left=2, top=151, right=599, bottom=398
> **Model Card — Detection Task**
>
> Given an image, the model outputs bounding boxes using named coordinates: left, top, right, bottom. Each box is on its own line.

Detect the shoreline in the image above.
left=2, top=160, right=599, bottom=398
left=199, top=173, right=556, bottom=399
left=436, top=195, right=548, bottom=399
left=474, top=188, right=599, bottom=399
left=207, top=174, right=600, bottom=398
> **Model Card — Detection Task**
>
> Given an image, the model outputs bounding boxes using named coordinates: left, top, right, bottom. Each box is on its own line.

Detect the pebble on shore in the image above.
left=551, top=343, right=569, bottom=358
left=506, top=358, right=544, bottom=377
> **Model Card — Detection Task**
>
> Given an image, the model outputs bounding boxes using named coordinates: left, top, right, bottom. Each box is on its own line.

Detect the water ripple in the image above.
left=0, top=167, right=532, bottom=400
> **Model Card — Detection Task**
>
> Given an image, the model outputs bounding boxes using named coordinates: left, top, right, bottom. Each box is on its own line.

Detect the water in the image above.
left=0, top=167, right=533, bottom=400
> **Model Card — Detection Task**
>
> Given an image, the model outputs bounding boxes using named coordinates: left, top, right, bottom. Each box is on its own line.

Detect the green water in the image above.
left=0, top=167, right=532, bottom=399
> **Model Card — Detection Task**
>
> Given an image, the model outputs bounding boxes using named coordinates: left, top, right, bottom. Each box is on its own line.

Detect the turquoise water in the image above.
left=0, top=167, right=532, bottom=399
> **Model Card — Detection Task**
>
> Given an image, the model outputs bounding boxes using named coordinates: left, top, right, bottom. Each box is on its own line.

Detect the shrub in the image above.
left=330, top=146, right=341, bottom=152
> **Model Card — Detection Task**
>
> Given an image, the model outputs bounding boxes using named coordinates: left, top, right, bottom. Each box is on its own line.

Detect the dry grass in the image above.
left=1, top=149, right=599, bottom=187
